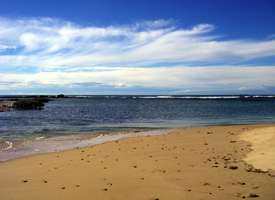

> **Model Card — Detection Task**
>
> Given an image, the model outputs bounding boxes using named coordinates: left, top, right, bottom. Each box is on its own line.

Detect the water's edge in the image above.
left=0, top=128, right=171, bottom=162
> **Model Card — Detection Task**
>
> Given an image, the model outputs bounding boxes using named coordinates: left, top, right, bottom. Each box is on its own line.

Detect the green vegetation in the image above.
left=12, top=97, right=49, bottom=110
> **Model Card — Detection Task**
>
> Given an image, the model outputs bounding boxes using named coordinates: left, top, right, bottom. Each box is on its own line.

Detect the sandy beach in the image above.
left=0, top=124, right=275, bottom=200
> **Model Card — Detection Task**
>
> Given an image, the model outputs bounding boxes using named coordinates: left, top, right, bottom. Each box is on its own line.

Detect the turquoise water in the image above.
left=1, top=95, right=275, bottom=139
left=1, top=95, right=275, bottom=160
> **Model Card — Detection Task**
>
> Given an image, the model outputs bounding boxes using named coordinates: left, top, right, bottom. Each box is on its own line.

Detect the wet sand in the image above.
left=0, top=124, right=275, bottom=200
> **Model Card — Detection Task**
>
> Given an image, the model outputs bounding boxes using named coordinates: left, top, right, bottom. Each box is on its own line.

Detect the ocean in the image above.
left=1, top=95, right=275, bottom=160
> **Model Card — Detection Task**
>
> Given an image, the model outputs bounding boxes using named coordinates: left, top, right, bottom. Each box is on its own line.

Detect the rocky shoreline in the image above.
left=0, top=97, right=48, bottom=112
left=0, top=95, right=65, bottom=112
left=0, top=101, right=14, bottom=112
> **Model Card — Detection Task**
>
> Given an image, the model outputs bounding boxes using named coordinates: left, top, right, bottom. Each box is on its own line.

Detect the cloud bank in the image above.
left=0, top=17, right=275, bottom=94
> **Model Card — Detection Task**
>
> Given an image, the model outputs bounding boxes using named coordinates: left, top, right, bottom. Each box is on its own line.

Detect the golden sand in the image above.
left=239, top=126, right=275, bottom=172
left=0, top=124, right=275, bottom=200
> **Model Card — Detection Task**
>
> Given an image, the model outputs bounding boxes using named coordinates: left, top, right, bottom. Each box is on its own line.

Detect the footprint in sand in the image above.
left=217, top=185, right=223, bottom=190
left=237, top=181, right=246, bottom=185
left=249, top=193, right=259, bottom=198
left=229, top=165, right=238, bottom=170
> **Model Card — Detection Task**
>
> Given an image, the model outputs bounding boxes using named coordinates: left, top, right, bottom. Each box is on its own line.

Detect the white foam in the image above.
left=137, top=96, right=241, bottom=99
left=0, top=129, right=170, bottom=161
left=3, top=141, right=13, bottom=151
left=138, top=96, right=174, bottom=99
left=35, top=136, right=45, bottom=140
left=136, top=95, right=275, bottom=99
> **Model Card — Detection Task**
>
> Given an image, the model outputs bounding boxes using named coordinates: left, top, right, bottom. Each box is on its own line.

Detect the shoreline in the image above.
left=0, top=128, right=171, bottom=162
left=1, top=123, right=275, bottom=199
left=2, top=122, right=275, bottom=163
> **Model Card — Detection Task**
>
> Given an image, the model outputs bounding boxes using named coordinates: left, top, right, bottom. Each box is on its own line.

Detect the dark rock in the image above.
left=229, top=165, right=238, bottom=170
left=57, top=94, right=65, bottom=98
left=13, top=99, right=44, bottom=110
left=248, top=193, right=259, bottom=198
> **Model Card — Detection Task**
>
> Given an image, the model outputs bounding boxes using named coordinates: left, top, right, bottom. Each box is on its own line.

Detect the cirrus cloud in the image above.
left=0, top=17, right=274, bottom=69
left=0, top=17, right=275, bottom=94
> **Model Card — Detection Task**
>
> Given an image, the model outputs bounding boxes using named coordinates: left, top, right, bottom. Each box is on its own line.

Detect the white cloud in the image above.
left=0, top=17, right=275, bottom=94
left=0, top=17, right=274, bottom=69
left=1, top=66, right=275, bottom=93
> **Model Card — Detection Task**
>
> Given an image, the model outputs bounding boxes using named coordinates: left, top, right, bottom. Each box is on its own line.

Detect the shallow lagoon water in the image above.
left=1, top=96, right=275, bottom=160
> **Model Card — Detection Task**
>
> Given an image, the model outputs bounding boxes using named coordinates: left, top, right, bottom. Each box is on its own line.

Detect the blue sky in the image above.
left=0, top=0, right=275, bottom=94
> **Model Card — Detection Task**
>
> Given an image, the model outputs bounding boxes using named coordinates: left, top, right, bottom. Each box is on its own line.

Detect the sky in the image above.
left=0, top=0, right=275, bottom=95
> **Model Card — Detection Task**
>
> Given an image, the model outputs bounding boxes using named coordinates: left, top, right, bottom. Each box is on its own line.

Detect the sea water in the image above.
left=1, top=95, right=275, bottom=160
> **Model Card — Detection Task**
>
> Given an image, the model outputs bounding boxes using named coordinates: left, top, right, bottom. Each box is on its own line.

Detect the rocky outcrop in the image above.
left=0, top=97, right=50, bottom=111
left=0, top=101, right=14, bottom=112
